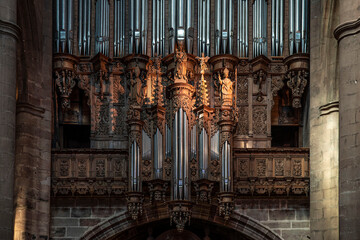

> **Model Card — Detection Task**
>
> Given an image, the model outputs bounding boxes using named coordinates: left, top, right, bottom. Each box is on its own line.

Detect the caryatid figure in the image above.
left=130, top=66, right=143, bottom=105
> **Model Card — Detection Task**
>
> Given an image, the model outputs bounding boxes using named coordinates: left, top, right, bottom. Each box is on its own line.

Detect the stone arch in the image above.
left=81, top=204, right=283, bottom=240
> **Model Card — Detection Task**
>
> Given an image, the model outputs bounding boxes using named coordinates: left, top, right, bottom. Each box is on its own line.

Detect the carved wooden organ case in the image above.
left=52, top=0, right=310, bottom=231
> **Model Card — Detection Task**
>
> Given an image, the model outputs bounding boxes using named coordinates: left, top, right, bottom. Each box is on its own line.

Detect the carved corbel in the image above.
left=286, top=69, right=308, bottom=108
left=253, top=70, right=267, bottom=102
left=55, top=69, right=76, bottom=109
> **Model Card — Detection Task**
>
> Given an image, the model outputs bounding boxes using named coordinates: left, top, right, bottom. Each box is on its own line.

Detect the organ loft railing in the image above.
left=52, top=0, right=310, bottom=232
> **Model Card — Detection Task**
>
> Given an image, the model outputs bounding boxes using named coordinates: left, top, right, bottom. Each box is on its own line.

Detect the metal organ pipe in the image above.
left=199, top=128, right=209, bottom=178
left=154, top=128, right=163, bottom=179
left=221, top=141, right=231, bottom=192
left=131, top=140, right=141, bottom=192
left=173, top=109, right=189, bottom=200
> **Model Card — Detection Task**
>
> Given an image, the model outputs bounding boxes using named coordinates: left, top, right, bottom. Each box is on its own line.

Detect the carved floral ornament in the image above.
left=286, top=69, right=308, bottom=108
left=55, top=69, right=76, bottom=109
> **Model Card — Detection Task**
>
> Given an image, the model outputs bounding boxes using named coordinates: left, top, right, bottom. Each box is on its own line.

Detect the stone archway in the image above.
left=81, top=204, right=283, bottom=240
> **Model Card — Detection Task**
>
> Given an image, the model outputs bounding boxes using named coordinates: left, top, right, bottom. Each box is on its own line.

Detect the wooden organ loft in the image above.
left=52, top=0, right=310, bottom=232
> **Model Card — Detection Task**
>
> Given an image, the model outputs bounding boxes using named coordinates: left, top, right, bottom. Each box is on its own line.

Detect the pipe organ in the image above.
left=52, top=0, right=310, bottom=232
left=55, top=0, right=73, bottom=53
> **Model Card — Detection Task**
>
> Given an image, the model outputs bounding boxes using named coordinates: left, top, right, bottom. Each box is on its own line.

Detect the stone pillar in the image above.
left=310, top=1, right=339, bottom=240
left=0, top=0, right=18, bottom=238
left=13, top=0, right=52, bottom=239
left=334, top=2, right=360, bottom=239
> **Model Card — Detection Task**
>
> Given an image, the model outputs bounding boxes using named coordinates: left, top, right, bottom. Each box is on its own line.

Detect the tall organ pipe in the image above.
left=114, top=0, right=126, bottom=57
left=131, top=141, right=141, bottom=191
left=199, top=128, right=209, bottom=178
left=173, top=109, right=189, bottom=200
left=221, top=141, right=231, bottom=192
left=55, top=0, right=74, bottom=53
left=154, top=128, right=163, bottom=179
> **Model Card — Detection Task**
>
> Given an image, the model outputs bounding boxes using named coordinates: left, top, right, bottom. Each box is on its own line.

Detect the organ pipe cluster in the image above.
left=55, top=0, right=73, bottom=53
left=199, top=129, right=209, bottom=178
left=215, top=0, right=234, bottom=55
left=114, top=0, right=126, bottom=57
left=168, top=0, right=194, bottom=54
left=252, top=0, right=267, bottom=57
left=271, top=0, right=284, bottom=56
left=197, top=0, right=211, bottom=56
left=173, top=109, right=189, bottom=200
left=129, top=0, right=148, bottom=55
left=95, top=0, right=110, bottom=56
left=289, top=0, right=309, bottom=54
left=152, top=0, right=166, bottom=57
left=78, top=0, right=91, bottom=55
left=237, top=0, right=248, bottom=57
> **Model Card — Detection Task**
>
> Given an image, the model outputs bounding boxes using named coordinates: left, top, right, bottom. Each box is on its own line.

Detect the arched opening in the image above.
left=81, top=204, right=283, bottom=240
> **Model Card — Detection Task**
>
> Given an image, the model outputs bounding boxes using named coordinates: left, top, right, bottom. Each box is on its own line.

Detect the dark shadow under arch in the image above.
left=81, top=204, right=283, bottom=240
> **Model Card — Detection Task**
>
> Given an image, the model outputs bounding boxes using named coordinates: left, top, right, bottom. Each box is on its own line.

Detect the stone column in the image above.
left=310, top=1, right=339, bottom=240
left=334, top=3, right=360, bottom=239
left=13, top=0, right=52, bottom=239
left=0, top=0, right=18, bottom=238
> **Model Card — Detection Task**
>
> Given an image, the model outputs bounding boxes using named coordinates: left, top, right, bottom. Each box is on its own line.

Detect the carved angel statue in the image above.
left=174, top=45, right=188, bottom=82
left=130, top=66, right=143, bottom=105
left=218, top=68, right=233, bottom=106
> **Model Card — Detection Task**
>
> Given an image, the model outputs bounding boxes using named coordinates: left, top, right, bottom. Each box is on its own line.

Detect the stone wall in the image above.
left=309, top=0, right=339, bottom=239
left=51, top=197, right=309, bottom=240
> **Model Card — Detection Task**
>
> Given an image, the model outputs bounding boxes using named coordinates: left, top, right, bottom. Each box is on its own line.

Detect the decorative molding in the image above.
left=16, top=102, right=46, bottom=118
left=0, top=19, right=21, bottom=40
left=334, top=17, right=360, bottom=41
left=319, top=101, right=339, bottom=116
